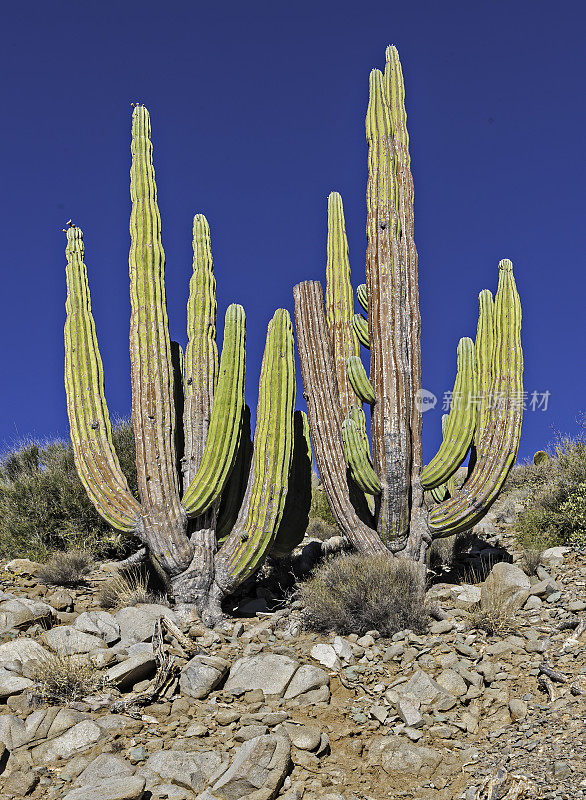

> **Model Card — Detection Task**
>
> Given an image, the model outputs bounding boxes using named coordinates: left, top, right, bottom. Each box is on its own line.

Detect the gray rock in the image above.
left=0, top=668, right=33, bottom=698
left=436, top=669, right=468, bottom=698
left=140, top=749, right=226, bottom=792
left=369, top=735, right=443, bottom=777
left=481, top=562, right=531, bottom=614
left=115, top=604, right=179, bottom=645
left=332, top=636, right=354, bottom=664
left=0, top=637, right=50, bottom=671
left=283, top=665, right=329, bottom=700
left=74, top=754, right=135, bottom=786
left=0, top=597, right=54, bottom=633
left=105, top=652, right=156, bottom=691
left=211, top=734, right=291, bottom=799
left=225, top=654, right=298, bottom=698
left=430, top=620, right=453, bottom=635
left=63, top=776, right=146, bottom=800
left=282, top=722, right=321, bottom=751
left=31, top=719, right=104, bottom=762
left=41, top=625, right=107, bottom=655
left=235, top=725, right=269, bottom=741
left=508, top=698, right=528, bottom=720
left=2, top=768, right=39, bottom=797
left=400, top=669, right=454, bottom=707
left=180, top=654, right=230, bottom=700
left=451, top=584, right=481, bottom=610
left=540, top=546, right=569, bottom=567
left=310, top=644, right=340, bottom=669
left=5, top=558, right=41, bottom=576
left=396, top=697, right=423, bottom=728
left=74, top=611, right=121, bottom=644
left=185, top=721, right=208, bottom=737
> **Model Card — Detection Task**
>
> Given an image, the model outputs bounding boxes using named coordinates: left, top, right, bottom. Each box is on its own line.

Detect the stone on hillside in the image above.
left=41, top=625, right=107, bottom=655
left=115, top=604, right=179, bottom=645
left=46, top=590, right=74, bottom=611
left=508, top=698, right=528, bottom=720
left=332, top=636, right=354, bottom=664
left=0, top=596, right=54, bottom=633
left=436, top=669, right=468, bottom=698
left=0, top=668, right=33, bottom=699
left=31, top=719, right=105, bottom=762
left=180, top=654, right=230, bottom=700
left=211, top=734, right=291, bottom=800
left=400, top=670, right=455, bottom=707
left=2, top=769, right=39, bottom=797
left=310, top=644, right=340, bottom=669
left=481, top=563, right=531, bottom=614
left=540, top=546, right=569, bottom=567
left=63, top=776, right=146, bottom=800
left=284, top=665, right=329, bottom=700
left=5, top=559, right=41, bottom=576
left=450, top=584, right=481, bottom=610
left=74, top=610, right=121, bottom=644
left=140, top=749, right=226, bottom=792
left=225, top=654, right=298, bottom=698
left=396, top=697, right=423, bottom=728
left=104, top=652, right=156, bottom=691
left=369, top=735, right=443, bottom=777
left=74, top=754, right=136, bottom=786
left=281, top=722, right=321, bottom=751
left=0, top=638, right=51, bottom=673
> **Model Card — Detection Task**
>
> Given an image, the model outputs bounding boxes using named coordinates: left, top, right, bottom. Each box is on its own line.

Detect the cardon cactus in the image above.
left=294, top=46, right=523, bottom=562
left=64, top=105, right=310, bottom=625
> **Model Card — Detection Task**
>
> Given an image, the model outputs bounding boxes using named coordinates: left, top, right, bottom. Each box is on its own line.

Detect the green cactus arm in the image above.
left=183, top=214, right=219, bottom=485
left=325, top=192, right=361, bottom=417
left=429, top=260, right=523, bottom=537
left=270, top=410, right=313, bottom=558
left=356, top=284, right=368, bottom=313
left=128, top=104, right=190, bottom=571
left=366, top=67, right=413, bottom=546
left=474, top=290, right=495, bottom=452
left=215, top=406, right=253, bottom=544
left=347, top=355, right=375, bottom=404
left=342, top=416, right=382, bottom=495
left=293, top=280, right=385, bottom=552
left=427, top=415, right=457, bottom=503
left=182, top=304, right=246, bottom=518
left=170, top=341, right=185, bottom=480
left=214, top=310, right=296, bottom=590
left=533, top=450, right=549, bottom=465
left=64, top=225, right=142, bottom=533
left=421, top=337, right=477, bottom=489
left=353, top=314, right=370, bottom=348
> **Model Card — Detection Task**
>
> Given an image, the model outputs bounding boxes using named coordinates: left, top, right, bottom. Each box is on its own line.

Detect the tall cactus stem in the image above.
left=347, top=355, right=376, bottom=404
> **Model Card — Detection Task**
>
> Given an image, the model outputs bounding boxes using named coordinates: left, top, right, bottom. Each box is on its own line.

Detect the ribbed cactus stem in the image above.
left=342, top=417, right=382, bottom=495
left=215, top=310, right=297, bottom=590
left=64, top=226, right=141, bottom=533
left=353, top=314, right=370, bottom=348
left=129, top=104, right=189, bottom=574
left=182, top=304, right=246, bottom=518
left=474, top=289, right=495, bottom=455
left=325, top=192, right=360, bottom=417
left=347, top=355, right=375, bottom=404
left=356, top=284, right=368, bottom=313
left=421, top=337, right=477, bottom=490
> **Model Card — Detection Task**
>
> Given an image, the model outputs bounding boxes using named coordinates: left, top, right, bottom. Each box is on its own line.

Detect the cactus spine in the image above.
left=294, top=46, right=523, bottom=562
left=64, top=105, right=307, bottom=625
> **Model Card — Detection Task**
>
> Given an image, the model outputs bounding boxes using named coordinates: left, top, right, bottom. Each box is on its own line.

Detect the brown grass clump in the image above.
left=37, top=551, right=94, bottom=586
left=300, top=553, right=428, bottom=638
left=470, top=583, right=517, bottom=637
left=98, top=569, right=163, bottom=609
left=521, top=548, right=543, bottom=576
left=30, top=653, right=105, bottom=704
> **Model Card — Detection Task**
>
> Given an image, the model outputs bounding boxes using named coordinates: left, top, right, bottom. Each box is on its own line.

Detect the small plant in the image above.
left=300, top=553, right=428, bottom=638
left=37, top=551, right=94, bottom=586
left=305, top=518, right=339, bottom=542
left=522, top=548, right=543, bottom=576
left=471, top=584, right=517, bottom=637
left=98, top=569, right=163, bottom=609
left=30, top=653, right=105, bottom=704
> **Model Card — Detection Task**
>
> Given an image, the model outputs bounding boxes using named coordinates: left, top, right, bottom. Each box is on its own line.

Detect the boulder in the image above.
left=104, top=652, right=156, bottom=691
left=369, top=735, right=442, bottom=777
left=63, top=776, right=146, bottom=800
left=115, top=605, right=179, bottom=645
left=481, top=562, right=531, bottom=613
left=0, top=668, right=33, bottom=699
left=140, top=749, right=226, bottom=792
left=5, top=559, right=41, bottom=576
left=0, top=638, right=51, bottom=673
left=283, top=665, right=329, bottom=700
left=211, top=734, right=291, bottom=799
left=74, top=611, right=121, bottom=644
left=0, top=597, right=54, bottom=633
left=310, top=644, right=340, bottom=669
left=41, top=625, right=107, bottom=655
left=180, top=654, right=230, bottom=700
left=74, top=753, right=136, bottom=786
left=225, top=654, right=298, bottom=698
left=30, top=719, right=105, bottom=762
left=400, top=670, right=455, bottom=707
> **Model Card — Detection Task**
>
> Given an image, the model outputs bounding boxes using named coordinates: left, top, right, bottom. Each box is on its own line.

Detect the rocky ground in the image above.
left=0, top=503, right=583, bottom=800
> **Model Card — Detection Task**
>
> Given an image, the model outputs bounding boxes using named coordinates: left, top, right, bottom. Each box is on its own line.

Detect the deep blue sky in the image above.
left=1, top=0, right=584, bottom=464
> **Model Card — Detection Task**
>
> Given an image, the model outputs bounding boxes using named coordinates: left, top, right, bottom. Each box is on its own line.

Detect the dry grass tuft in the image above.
left=300, top=553, right=428, bottom=638
left=98, top=568, right=163, bottom=609
left=37, top=550, right=94, bottom=586
left=471, top=583, right=517, bottom=637
left=521, top=548, right=543, bottom=576
left=30, top=653, right=105, bottom=704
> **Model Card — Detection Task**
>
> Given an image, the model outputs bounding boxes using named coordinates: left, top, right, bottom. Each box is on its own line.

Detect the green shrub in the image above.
left=300, top=553, right=428, bottom=637
left=0, top=421, right=138, bottom=560
left=513, top=433, right=586, bottom=550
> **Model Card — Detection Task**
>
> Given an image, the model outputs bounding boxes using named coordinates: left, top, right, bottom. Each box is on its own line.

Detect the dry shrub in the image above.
left=98, top=568, right=163, bottom=609
left=471, top=584, right=517, bottom=637
left=305, top=518, right=339, bottom=542
left=31, top=653, right=105, bottom=704
left=521, top=548, right=543, bottom=576
left=300, top=553, right=428, bottom=638
left=37, top=550, right=94, bottom=586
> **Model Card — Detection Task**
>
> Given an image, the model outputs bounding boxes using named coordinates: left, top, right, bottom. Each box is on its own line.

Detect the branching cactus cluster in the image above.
left=64, top=105, right=311, bottom=624
left=294, top=46, right=523, bottom=562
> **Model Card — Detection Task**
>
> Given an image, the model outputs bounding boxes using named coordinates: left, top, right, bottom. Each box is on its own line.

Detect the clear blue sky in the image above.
left=1, top=0, right=584, bottom=463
